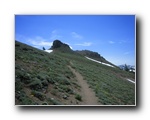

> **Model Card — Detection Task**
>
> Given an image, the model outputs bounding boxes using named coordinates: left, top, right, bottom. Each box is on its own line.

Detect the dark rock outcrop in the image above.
left=50, top=40, right=70, bottom=50
left=49, top=40, right=72, bottom=53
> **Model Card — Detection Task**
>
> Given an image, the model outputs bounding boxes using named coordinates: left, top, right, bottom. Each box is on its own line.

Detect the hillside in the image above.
left=75, top=50, right=115, bottom=66
left=15, top=40, right=135, bottom=105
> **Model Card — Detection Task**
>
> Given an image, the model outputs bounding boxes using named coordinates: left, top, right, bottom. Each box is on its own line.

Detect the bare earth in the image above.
left=68, top=66, right=100, bottom=105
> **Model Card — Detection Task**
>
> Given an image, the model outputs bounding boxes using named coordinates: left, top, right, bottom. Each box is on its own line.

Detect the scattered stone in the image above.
left=51, top=98, right=54, bottom=100
left=63, top=95, right=68, bottom=99
left=27, top=73, right=30, bottom=77
left=30, top=94, right=34, bottom=97
left=55, top=82, right=59, bottom=86
left=17, top=91, right=20, bottom=94
left=42, top=88, right=47, bottom=93
left=21, top=68, right=24, bottom=71
left=73, top=90, right=76, bottom=94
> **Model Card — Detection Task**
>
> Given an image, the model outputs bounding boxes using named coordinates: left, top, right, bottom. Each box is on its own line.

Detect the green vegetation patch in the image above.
left=15, top=41, right=79, bottom=105
left=75, top=94, right=82, bottom=101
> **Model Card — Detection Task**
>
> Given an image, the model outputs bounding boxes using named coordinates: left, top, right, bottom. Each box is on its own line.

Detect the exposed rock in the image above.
left=50, top=40, right=70, bottom=50
left=63, top=95, right=68, bottom=99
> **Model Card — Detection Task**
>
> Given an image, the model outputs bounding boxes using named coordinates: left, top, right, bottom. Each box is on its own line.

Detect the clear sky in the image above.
left=15, top=15, right=135, bottom=66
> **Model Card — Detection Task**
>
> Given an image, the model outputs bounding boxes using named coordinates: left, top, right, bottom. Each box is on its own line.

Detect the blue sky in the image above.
left=15, top=15, right=135, bottom=66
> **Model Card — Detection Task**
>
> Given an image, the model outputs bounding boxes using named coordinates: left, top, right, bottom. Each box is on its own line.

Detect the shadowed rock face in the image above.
left=50, top=40, right=70, bottom=50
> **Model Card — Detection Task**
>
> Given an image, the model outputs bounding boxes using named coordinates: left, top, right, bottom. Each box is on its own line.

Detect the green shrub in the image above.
left=37, top=72, right=47, bottom=80
left=16, top=70, right=32, bottom=84
left=31, top=90, right=46, bottom=101
left=51, top=89, right=57, bottom=95
left=59, top=85, right=74, bottom=94
left=56, top=75, right=71, bottom=85
left=42, top=102, right=48, bottom=105
left=15, top=81, right=23, bottom=91
left=28, top=78, right=43, bottom=90
left=21, top=96, right=34, bottom=105
left=46, top=75, right=55, bottom=84
left=15, top=90, right=35, bottom=105
left=75, top=94, right=82, bottom=101
left=41, top=79, right=48, bottom=86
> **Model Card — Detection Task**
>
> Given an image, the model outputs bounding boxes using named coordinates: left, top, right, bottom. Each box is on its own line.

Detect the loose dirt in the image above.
left=68, top=66, right=100, bottom=105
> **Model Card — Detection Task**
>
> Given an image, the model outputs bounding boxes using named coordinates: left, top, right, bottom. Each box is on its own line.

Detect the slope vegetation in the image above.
left=57, top=52, right=135, bottom=105
left=15, top=40, right=135, bottom=105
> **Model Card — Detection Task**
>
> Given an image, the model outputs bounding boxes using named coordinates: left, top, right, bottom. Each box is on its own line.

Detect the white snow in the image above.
left=85, top=56, right=115, bottom=68
left=126, top=79, right=135, bottom=84
left=44, top=50, right=53, bottom=53
left=85, top=56, right=136, bottom=84
left=129, top=69, right=135, bottom=72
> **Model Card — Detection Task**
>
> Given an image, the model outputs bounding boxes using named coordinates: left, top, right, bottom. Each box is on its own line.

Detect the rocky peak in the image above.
left=50, top=40, right=71, bottom=52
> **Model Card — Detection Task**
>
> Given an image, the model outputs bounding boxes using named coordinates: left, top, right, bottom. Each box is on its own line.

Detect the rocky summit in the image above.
left=50, top=40, right=71, bottom=50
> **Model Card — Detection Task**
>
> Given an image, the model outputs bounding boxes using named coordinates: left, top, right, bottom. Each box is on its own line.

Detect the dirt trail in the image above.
left=68, top=66, right=100, bottom=105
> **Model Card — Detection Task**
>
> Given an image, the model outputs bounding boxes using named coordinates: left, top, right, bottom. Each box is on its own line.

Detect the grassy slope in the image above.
left=56, top=53, right=135, bottom=105
left=15, top=41, right=81, bottom=105
left=15, top=41, right=135, bottom=105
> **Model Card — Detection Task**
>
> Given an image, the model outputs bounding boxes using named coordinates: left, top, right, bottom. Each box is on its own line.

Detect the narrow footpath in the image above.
left=68, top=66, right=100, bottom=105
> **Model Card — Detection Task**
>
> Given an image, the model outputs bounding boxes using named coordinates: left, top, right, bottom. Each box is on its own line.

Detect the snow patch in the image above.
left=85, top=56, right=115, bottom=68
left=126, top=79, right=135, bottom=84
left=44, top=50, right=53, bottom=53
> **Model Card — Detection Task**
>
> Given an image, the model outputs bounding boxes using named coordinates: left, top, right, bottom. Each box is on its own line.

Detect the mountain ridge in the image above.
left=50, top=40, right=70, bottom=50
left=48, top=40, right=115, bottom=66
